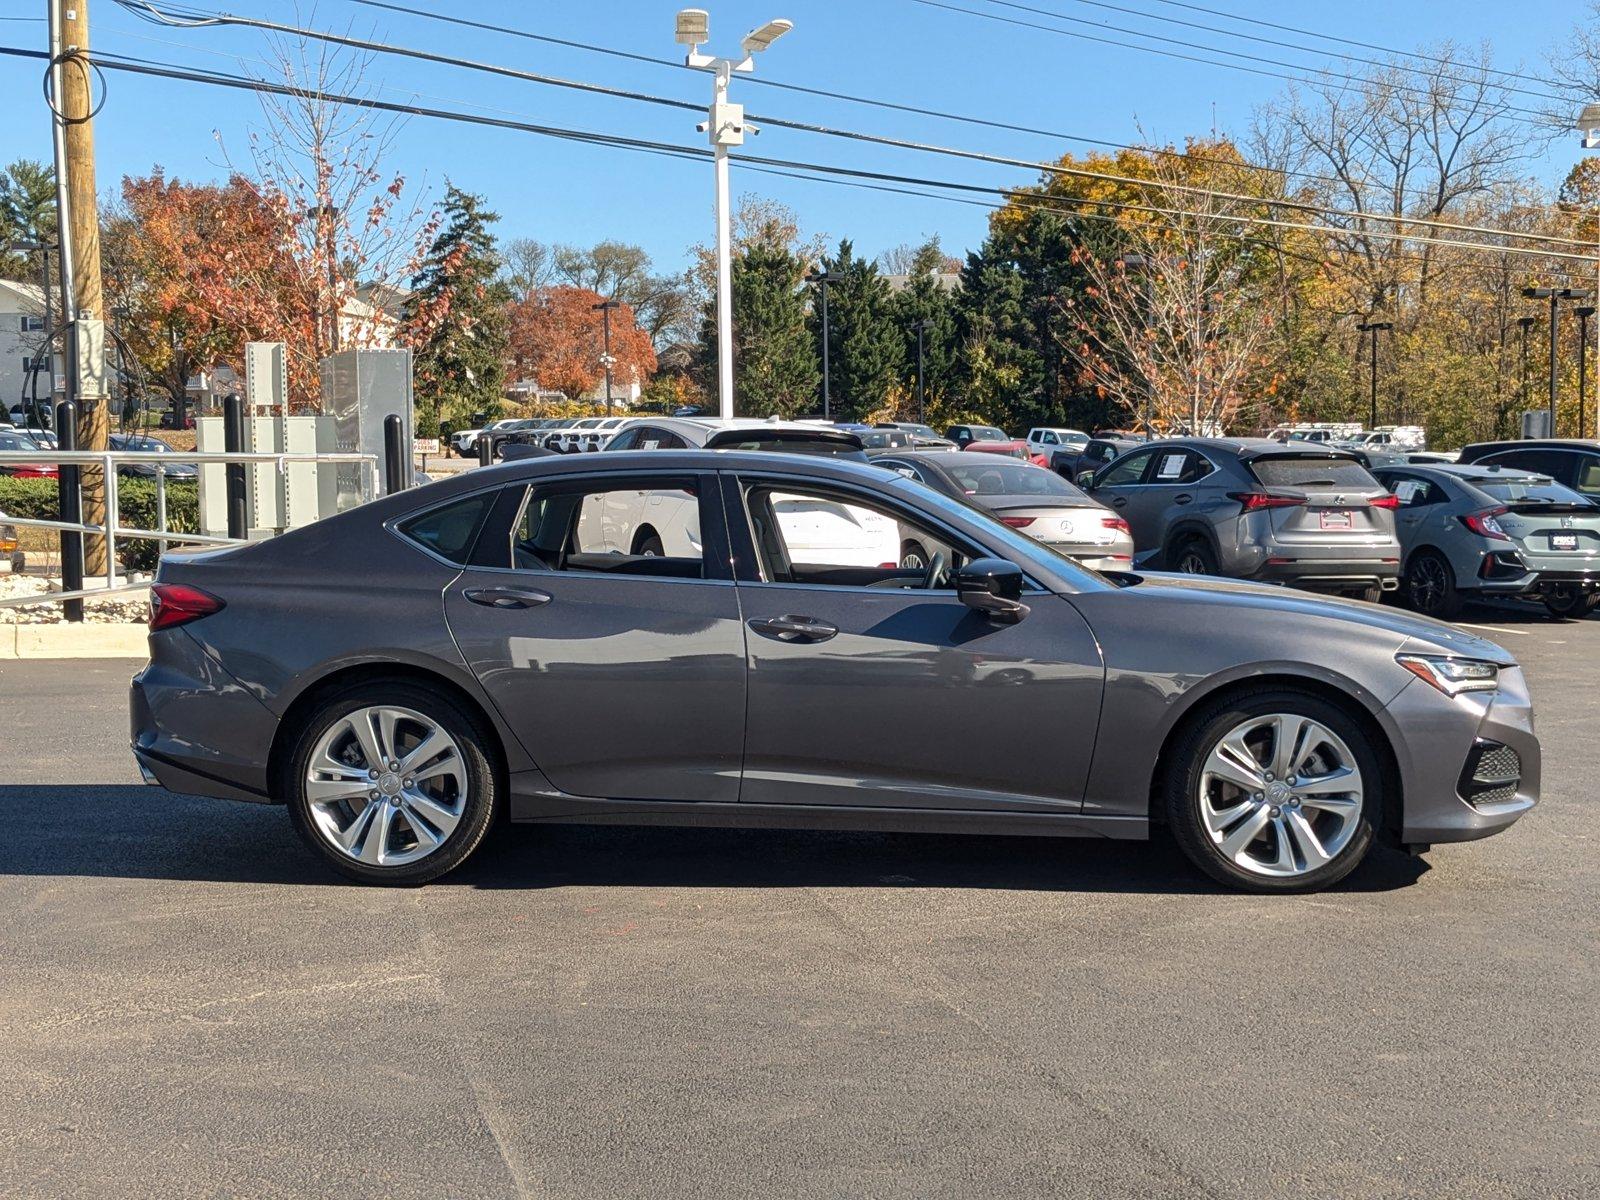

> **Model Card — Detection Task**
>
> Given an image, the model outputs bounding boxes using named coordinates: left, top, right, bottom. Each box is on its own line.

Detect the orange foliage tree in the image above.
left=506, top=286, right=656, bottom=401
left=104, top=171, right=311, bottom=412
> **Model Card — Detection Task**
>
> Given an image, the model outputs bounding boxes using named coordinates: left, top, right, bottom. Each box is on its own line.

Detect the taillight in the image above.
left=149, top=583, right=225, bottom=631
left=1000, top=516, right=1036, bottom=528
left=1368, top=494, right=1401, bottom=510
left=1100, top=515, right=1131, bottom=534
left=1229, top=491, right=1305, bottom=511
left=1461, top=507, right=1510, bottom=541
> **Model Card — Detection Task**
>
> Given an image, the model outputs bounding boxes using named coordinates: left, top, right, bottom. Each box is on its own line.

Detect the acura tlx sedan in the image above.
left=130, top=451, right=1540, bottom=893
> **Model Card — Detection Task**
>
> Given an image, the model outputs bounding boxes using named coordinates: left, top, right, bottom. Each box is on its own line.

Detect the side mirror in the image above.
left=956, top=558, right=1030, bottom=625
left=1077, top=470, right=1097, bottom=488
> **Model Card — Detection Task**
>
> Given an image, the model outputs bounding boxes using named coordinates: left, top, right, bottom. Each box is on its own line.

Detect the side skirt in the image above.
left=509, top=788, right=1148, bottom=841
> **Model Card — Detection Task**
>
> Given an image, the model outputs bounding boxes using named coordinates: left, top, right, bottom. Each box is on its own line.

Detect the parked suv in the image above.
left=945, top=424, right=1009, bottom=448
left=1025, top=427, right=1089, bottom=458
left=1456, top=439, right=1600, bottom=501
left=1373, top=462, right=1600, bottom=619
left=1085, top=439, right=1401, bottom=598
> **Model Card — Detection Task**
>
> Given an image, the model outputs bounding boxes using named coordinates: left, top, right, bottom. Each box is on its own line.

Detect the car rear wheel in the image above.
left=1170, top=537, right=1217, bottom=576
left=1164, top=690, right=1379, bottom=893
left=900, top=539, right=929, bottom=570
left=286, top=682, right=499, bottom=885
left=633, top=530, right=665, bottom=557
left=1402, top=550, right=1459, bottom=620
left=1541, top=585, right=1593, bottom=620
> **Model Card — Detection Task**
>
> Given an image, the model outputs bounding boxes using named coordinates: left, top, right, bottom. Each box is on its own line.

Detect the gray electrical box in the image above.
left=1520, top=410, right=1553, bottom=439
left=197, top=414, right=340, bottom=538
left=322, top=348, right=414, bottom=498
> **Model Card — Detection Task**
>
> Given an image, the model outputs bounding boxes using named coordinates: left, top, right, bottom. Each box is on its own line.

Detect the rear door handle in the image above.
left=1174, top=493, right=1193, bottom=505
left=748, top=615, right=839, bottom=643
left=464, top=586, right=552, bottom=609
left=1110, top=496, right=1128, bottom=509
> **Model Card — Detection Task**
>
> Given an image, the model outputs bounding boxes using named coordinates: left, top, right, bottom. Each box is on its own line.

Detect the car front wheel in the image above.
left=286, top=682, right=500, bottom=885
left=1164, top=690, right=1379, bottom=893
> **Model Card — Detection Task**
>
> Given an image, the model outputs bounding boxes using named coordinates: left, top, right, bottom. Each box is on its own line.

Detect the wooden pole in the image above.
left=59, top=0, right=110, bottom=575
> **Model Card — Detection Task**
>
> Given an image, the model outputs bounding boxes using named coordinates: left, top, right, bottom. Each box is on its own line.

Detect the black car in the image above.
left=1456, top=440, right=1600, bottom=501
left=1058, top=436, right=1141, bottom=483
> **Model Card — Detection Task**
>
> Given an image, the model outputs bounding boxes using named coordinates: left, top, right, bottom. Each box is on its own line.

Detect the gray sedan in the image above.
left=1373, top=463, right=1600, bottom=619
left=131, top=450, right=1538, bottom=893
left=875, top=450, right=1134, bottom=570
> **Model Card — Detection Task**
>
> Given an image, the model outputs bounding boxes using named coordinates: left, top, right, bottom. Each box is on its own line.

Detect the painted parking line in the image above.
left=1458, top=624, right=1530, bottom=636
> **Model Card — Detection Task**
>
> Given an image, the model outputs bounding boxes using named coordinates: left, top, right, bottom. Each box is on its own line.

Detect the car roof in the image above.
left=1388, top=462, right=1555, bottom=484
left=1151, top=436, right=1360, bottom=461
left=1462, top=439, right=1600, bottom=454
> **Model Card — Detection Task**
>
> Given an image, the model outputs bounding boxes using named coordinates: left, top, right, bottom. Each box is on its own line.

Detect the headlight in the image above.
left=1395, top=653, right=1501, bottom=696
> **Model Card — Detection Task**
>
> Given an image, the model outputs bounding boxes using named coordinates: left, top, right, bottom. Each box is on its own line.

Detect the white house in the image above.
left=0, top=279, right=58, bottom=423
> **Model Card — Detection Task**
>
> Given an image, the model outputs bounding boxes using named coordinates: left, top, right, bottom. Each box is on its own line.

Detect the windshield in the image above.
left=970, top=426, right=1007, bottom=441
left=898, top=424, right=939, bottom=439
left=942, top=459, right=1083, bottom=499
left=1250, top=455, right=1379, bottom=491
left=859, top=430, right=908, bottom=448
left=708, top=434, right=867, bottom=460
left=0, top=432, right=40, bottom=451
left=1478, top=478, right=1592, bottom=507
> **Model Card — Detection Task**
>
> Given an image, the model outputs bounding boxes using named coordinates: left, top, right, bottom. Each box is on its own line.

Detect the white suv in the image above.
left=1026, top=427, right=1089, bottom=456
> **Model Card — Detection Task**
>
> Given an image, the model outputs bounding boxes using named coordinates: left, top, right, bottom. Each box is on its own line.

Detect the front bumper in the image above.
left=1384, top=659, right=1539, bottom=844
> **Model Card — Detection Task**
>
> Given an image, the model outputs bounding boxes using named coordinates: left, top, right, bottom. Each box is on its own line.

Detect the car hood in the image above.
left=1109, top=571, right=1516, bottom=663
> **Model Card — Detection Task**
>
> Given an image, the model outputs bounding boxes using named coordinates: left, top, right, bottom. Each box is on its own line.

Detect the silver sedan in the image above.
left=875, top=450, right=1135, bottom=570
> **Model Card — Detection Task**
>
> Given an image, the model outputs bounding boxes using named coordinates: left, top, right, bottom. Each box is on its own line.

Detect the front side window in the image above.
left=1095, top=450, right=1154, bottom=488
left=510, top=479, right=707, bottom=579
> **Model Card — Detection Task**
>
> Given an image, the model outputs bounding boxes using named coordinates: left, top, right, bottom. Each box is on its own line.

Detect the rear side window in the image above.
left=1250, top=456, right=1379, bottom=491
left=396, top=493, right=493, bottom=564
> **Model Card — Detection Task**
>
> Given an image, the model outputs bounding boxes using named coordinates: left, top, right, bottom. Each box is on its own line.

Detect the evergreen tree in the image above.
left=403, top=185, right=509, bottom=437
left=812, top=239, right=903, bottom=420
left=0, top=159, right=57, bottom=289
left=697, top=240, right=817, bottom=418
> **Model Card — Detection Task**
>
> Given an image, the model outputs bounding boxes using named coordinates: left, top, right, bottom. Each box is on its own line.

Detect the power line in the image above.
left=111, top=0, right=1598, bottom=253
left=906, top=0, right=1555, bottom=123
left=8, top=41, right=1589, bottom=270
left=980, top=0, right=1565, bottom=103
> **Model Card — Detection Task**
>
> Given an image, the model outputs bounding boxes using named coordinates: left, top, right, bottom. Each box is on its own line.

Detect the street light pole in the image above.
left=806, top=268, right=831, bottom=417
left=912, top=318, right=930, bottom=424
left=1356, top=320, right=1392, bottom=430
left=1578, top=306, right=1596, bottom=440
left=592, top=299, right=621, bottom=416
left=1522, top=287, right=1590, bottom=436
left=1516, top=315, right=1537, bottom=418
left=678, top=9, right=793, bottom=420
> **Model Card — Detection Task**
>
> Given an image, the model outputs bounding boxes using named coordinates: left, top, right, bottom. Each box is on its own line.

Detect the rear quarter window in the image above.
left=1249, top=456, right=1379, bottom=491
left=395, top=493, right=493, bottom=564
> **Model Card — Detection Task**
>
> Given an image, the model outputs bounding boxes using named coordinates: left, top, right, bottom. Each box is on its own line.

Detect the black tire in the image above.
left=1541, top=585, right=1589, bottom=620
left=1170, top=536, right=1217, bottom=576
left=633, top=529, right=665, bottom=557
left=285, top=681, right=500, bottom=885
left=1402, top=550, right=1459, bottom=620
left=1163, top=688, right=1381, bottom=894
left=900, top=539, right=929, bottom=570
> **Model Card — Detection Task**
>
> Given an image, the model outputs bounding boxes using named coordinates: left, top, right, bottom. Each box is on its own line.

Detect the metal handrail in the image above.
left=1, top=448, right=381, bottom=610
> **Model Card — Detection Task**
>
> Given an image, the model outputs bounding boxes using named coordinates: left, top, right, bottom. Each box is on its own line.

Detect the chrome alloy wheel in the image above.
left=1198, top=713, right=1364, bottom=879
left=305, top=705, right=468, bottom=868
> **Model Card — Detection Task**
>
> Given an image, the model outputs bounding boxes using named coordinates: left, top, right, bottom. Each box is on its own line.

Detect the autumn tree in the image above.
left=507, top=285, right=656, bottom=401
left=403, top=186, right=509, bottom=436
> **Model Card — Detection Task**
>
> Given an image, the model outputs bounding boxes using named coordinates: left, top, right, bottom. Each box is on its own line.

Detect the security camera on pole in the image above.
left=676, top=8, right=793, bottom=419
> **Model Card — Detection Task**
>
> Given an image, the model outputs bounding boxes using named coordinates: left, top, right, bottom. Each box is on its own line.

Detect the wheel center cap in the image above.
left=1266, top=781, right=1293, bottom=805
left=378, top=772, right=402, bottom=797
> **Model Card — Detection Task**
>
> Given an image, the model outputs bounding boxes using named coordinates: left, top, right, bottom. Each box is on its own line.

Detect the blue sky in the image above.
left=0, top=0, right=1586, bottom=274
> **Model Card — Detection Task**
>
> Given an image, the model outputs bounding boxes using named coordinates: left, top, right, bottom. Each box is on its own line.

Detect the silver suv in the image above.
left=1085, top=439, right=1401, bottom=598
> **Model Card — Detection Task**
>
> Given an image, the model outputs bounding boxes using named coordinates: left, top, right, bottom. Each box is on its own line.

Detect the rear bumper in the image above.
left=1384, top=663, right=1540, bottom=845
left=130, top=628, right=278, bottom=802
left=1249, top=556, right=1401, bottom=591
left=1469, top=562, right=1600, bottom=596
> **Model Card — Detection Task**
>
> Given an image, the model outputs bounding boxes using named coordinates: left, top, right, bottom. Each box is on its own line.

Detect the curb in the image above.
left=1, top=622, right=149, bottom=659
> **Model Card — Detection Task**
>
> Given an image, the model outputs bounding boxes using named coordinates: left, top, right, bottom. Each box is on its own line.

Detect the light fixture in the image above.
left=741, top=18, right=793, bottom=55
left=675, top=8, right=709, bottom=48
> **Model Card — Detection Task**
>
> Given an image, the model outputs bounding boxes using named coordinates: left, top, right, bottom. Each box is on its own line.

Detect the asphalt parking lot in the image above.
left=1, top=607, right=1596, bottom=1199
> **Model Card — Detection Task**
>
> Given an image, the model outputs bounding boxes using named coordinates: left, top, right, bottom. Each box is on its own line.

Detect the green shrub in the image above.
left=0, top=476, right=200, bottom=572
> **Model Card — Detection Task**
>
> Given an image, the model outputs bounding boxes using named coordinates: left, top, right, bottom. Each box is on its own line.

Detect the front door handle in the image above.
left=1174, top=493, right=1193, bottom=505
left=464, top=586, right=552, bottom=609
left=748, top=615, right=839, bottom=643
left=1110, top=496, right=1129, bottom=509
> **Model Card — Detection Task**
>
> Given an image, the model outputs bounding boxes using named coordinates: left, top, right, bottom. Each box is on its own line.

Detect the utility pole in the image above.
left=807, top=268, right=831, bottom=417
left=1356, top=320, right=1391, bottom=430
left=591, top=299, right=620, bottom=416
left=52, top=0, right=110, bottom=576
left=1578, top=306, right=1595, bottom=440
left=678, top=9, right=793, bottom=419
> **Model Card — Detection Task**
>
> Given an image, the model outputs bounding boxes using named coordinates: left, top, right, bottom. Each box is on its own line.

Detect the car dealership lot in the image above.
left=1, top=611, right=1597, bottom=1199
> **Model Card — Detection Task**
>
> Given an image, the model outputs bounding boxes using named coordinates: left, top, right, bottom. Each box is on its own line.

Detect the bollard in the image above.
left=223, top=393, right=247, bottom=541
left=383, top=414, right=407, bottom=495
left=55, top=400, right=83, bottom=623
left=477, top=430, right=494, bottom=467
